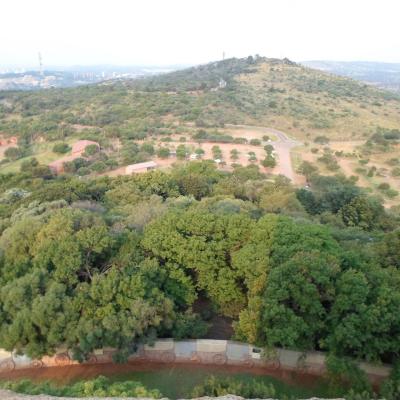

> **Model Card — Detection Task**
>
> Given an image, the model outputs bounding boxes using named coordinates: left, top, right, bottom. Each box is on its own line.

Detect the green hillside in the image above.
left=1, top=56, right=399, bottom=147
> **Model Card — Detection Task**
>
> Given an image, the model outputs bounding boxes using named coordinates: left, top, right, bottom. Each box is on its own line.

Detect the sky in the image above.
left=1, top=0, right=400, bottom=67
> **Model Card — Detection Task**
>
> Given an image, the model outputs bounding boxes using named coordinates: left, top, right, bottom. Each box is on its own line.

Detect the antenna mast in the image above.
left=38, top=52, right=44, bottom=77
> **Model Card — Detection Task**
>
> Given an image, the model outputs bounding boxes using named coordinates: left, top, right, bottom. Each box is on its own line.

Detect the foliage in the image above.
left=0, top=161, right=398, bottom=366
left=0, top=376, right=162, bottom=398
left=380, top=362, right=400, bottom=400
left=191, top=375, right=276, bottom=398
left=52, top=142, right=71, bottom=154
left=325, top=355, right=372, bottom=396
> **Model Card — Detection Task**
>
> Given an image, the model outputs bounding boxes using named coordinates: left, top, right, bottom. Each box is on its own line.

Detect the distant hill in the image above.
left=302, top=61, right=400, bottom=93
left=0, top=56, right=399, bottom=145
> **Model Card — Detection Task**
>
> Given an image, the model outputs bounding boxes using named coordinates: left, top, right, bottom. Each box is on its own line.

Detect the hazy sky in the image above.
left=2, top=0, right=400, bottom=67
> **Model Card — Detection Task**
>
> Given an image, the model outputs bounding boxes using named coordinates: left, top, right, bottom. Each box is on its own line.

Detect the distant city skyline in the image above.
left=1, top=0, right=400, bottom=67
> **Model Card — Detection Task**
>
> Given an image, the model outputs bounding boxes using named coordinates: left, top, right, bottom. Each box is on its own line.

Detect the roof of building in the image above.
left=72, top=140, right=99, bottom=154
left=126, top=161, right=158, bottom=171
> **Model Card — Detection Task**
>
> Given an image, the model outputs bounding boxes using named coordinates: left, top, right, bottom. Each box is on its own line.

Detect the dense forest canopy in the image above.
left=0, top=161, right=399, bottom=365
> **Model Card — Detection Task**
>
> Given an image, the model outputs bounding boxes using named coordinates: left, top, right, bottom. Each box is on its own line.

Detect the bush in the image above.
left=157, top=147, right=170, bottom=158
left=171, top=311, right=209, bottom=339
left=249, top=138, right=261, bottom=146
left=4, top=146, right=23, bottom=161
left=391, top=167, right=400, bottom=177
left=261, top=155, right=276, bottom=168
left=0, top=376, right=162, bottom=398
left=176, top=144, right=188, bottom=160
left=325, top=355, right=372, bottom=396
left=83, top=144, right=100, bottom=157
left=314, top=136, right=330, bottom=145
left=192, top=376, right=276, bottom=398
left=141, top=142, right=155, bottom=155
left=233, top=137, right=248, bottom=144
left=52, top=143, right=71, bottom=154
left=378, top=182, right=390, bottom=191
left=380, top=362, right=400, bottom=400
left=90, top=161, right=107, bottom=173
left=264, top=144, right=274, bottom=154
left=385, top=188, right=399, bottom=199
left=77, top=167, right=91, bottom=176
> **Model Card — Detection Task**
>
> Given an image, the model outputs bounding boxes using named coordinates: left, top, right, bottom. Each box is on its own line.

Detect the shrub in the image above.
left=325, top=355, right=372, bottom=396
left=83, top=144, right=100, bottom=157
left=391, top=167, right=400, bottom=177
left=264, top=144, right=274, bottom=154
left=4, top=146, right=23, bottom=161
left=249, top=138, right=261, bottom=146
left=141, top=142, right=155, bottom=155
left=77, top=167, right=91, bottom=176
left=378, top=182, right=390, bottom=191
left=0, top=376, right=162, bottom=398
left=387, top=158, right=399, bottom=166
left=380, top=362, right=400, bottom=400
left=314, top=135, right=330, bottom=145
left=192, top=376, right=276, bottom=398
left=157, top=147, right=170, bottom=158
left=176, top=144, right=188, bottom=160
left=230, top=149, right=239, bottom=160
left=385, top=188, right=399, bottom=198
left=261, top=155, right=276, bottom=168
left=90, top=161, right=107, bottom=173
left=52, top=142, right=71, bottom=154
left=233, top=137, right=248, bottom=144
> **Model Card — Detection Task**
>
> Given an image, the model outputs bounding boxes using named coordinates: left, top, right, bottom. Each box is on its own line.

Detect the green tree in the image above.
left=4, top=147, right=23, bottom=161
left=52, top=143, right=71, bottom=154
left=298, top=161, right=318, bottom=180
left=176, top=144, right=188, bottom=160
left=83, top=144, right=100, bottom=157
left=230, top=148, right=239, bottom=160
left=261, top=155, right=276, bottom=168
left=157, top=147, right=170, bottom=158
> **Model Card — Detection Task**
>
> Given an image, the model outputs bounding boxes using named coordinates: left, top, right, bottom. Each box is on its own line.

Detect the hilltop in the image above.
left=0, top=56, right=400, bottom=204
left=1, top=56, right=399, bottom=144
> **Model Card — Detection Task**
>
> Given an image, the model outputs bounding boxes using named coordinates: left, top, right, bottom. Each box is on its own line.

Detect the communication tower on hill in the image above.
left=38, top=52, right=44, bottom=77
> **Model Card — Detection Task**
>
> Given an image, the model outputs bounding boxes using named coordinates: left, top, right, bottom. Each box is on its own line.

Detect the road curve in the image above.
left=225, top=124, right=302, bottom=181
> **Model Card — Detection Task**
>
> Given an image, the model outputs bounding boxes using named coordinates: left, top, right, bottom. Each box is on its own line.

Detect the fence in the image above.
left=0, top=339, right=392, bottom=384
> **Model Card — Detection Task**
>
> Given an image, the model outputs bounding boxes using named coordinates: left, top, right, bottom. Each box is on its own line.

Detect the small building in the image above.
left=71, top=140, right=100, bottom=154
left=190, top=153, right=198, bottom=160
left=125, top=161, right=158, bottom=174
